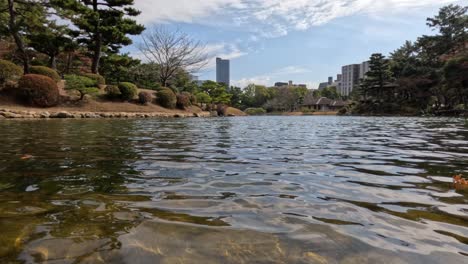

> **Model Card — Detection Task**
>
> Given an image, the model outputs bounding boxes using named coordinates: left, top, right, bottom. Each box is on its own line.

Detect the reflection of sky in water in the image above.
left=0, top=116, right=467, bottom=263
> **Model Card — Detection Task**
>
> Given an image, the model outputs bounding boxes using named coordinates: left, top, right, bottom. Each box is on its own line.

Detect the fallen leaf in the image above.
left=20, top=154, right=33, bottom=160
left=453, top=174, right=468, bottom=190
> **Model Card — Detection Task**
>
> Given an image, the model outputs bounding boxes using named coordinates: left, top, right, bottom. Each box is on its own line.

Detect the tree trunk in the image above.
left=91, top=35, right=101, bottom=74
left=91, top=0, right=101, bottom=74
left=65, top=52, right=73, bottom=74
left=7, top=0, right=30, bottom=73
left=49, top=55, right=57, bottom=70
left=160, top=76, right=168, bottom=87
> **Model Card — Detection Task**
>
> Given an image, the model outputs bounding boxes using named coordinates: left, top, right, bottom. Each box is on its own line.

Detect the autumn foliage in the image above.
left=19, top=74, right=59, bottom=107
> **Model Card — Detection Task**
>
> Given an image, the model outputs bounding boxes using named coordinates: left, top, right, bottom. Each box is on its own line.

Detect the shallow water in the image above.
left=0, top=116, right=467, bottom=263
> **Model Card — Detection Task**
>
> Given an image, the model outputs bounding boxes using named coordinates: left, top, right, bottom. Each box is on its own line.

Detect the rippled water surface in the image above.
left=0, top=116, right=467, bottom=263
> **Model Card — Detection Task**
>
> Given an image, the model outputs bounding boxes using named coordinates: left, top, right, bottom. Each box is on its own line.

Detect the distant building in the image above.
left=302, top=97, right=349, bottom=112
left=216, top=57, right=230, bottom=87
left=339, top=61, right=370, bottom=96
left=318, top=82, right=328, bottom=90
left=340, top=64, right=361, bottom=96
left=275, top=81, right=307, bottom=88
left=318, top=76, right=334, bottom=90
left=336, top=74, right=342, bottom=82
left=333, top=75, right=342, bottom=92
left=274, top=82, right=289, bottom=87
left=359, top=61, right=370, bottom=80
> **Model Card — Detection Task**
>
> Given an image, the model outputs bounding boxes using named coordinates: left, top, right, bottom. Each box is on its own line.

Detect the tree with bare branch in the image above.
left=139, top=26, right=208, bottom=87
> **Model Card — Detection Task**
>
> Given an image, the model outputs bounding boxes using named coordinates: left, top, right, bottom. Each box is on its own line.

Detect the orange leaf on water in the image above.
left=20, top=154, right=33, bottom=160
left=453, top=174, right=468, bottom=190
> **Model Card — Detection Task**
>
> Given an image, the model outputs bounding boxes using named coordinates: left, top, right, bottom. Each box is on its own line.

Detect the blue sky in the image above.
left=124, top=0, right=465, bottom=89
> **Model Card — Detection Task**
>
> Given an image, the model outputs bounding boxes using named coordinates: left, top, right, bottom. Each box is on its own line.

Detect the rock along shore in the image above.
left=0, top=108, right=211, bottom=119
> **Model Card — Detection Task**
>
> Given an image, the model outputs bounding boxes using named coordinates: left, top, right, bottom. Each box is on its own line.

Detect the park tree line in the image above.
left=0, top=0, right=237, bottom=111
left=0, top=2, right=465, bottom=115
left=0, top=0, right=341, bottom=114
left=227, top=4, right=467, bottom=115
left=348, top=4, right=467, bottom=115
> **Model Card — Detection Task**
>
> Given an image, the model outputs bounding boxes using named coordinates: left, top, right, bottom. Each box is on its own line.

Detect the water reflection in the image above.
left=0, top=117, right=467, bottom=263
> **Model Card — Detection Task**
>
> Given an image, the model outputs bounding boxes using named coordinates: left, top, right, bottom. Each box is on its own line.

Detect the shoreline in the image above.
left=0, top=108, right=211, bottom=119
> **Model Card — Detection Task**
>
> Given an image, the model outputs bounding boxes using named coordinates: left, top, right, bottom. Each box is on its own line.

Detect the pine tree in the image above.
left=29, top=22, right=76, bottom=69
left=1, top=0, right=47, bottom=73
left=51, top=0, right=145, bottom=74
left=361, top=53, right=394, bottom=99
left=426, top=4, right=468, bottom=55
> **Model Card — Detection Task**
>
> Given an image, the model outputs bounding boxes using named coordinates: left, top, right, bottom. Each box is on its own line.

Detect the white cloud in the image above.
left=233, top=76, right=272, bottom=88
left=134, top=0, right=242, bottom=24
left=135, top=0, right=459, bottom=37
left=232, top=65, right=312, bottom=87
left=202, top=43, right=248, bottom=70
left=132, top=0, right=460, bottom=84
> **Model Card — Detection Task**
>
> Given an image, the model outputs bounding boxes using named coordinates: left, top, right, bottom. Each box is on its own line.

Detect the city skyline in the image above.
left=123, top=0, right=465, bottom=89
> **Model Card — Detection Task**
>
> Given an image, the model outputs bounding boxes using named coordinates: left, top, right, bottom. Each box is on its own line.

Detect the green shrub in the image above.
left=156, top=88, right=177, bottom=109
left=299, top=107, right=315, bottom=113
left=64, top=75, right=100, bottom=100
left=118, top=82, right=138, bottom=101
left=105, top=85, right=121, bottom=99
left=0, top=60, right=23, bottom=87
left=30, top=66, right=61, bottom=82
left=138, top=91, right=153, bottom=105
left=195, top=92, right=212, bottom=104
left=19, top=74, right=59, bottom=107
left=245, top=108, right=266, bottom=115
left=82, top=73, right=106, bottom=86
left=176, top=92, right=191, bottom=109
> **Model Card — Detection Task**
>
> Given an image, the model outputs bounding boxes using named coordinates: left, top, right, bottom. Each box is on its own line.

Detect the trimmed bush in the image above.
left=176, top=92, right=192, bottom=109
left=0, top=60, right=23, bottom=87
left=30, top=66, right=61, bottom=82
left=82, top=73, right=106, bottom=86
left=118, top=82, right=138, bottom=101
left=105, top=85, right=121, bottom=99
left=64, top=75, right=100, bottom=100
left=195, top=92, right=212, bottom=105
left=156, top=88, right=177, bottom=109
left=18, top=74, right=59, bottom=107
left=138, top=91, right=152, bottom=105
left=245, top=107, right=266, bottom=115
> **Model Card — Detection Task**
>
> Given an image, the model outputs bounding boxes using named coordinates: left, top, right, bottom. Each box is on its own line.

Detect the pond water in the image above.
left=0, top=116, right=467, bottom=263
